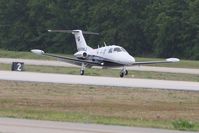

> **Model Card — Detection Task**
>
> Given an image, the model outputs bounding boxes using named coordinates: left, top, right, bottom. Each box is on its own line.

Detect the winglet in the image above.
left=31, top=49, right=45, bottom=55
left=166, top=58, right=180, bottom=62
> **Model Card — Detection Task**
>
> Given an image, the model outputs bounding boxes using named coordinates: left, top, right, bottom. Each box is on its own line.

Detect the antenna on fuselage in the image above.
left=104, top=42, right=107, bottom=46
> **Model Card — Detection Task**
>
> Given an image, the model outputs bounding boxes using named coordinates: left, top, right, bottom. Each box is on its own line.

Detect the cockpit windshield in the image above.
left=113, top=47, right=122, bottom=52
left=113, top=47, right=127, bottom=53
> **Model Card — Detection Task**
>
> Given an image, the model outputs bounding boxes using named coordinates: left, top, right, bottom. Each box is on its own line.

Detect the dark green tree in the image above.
left=0, top=0, right=198, bottom=59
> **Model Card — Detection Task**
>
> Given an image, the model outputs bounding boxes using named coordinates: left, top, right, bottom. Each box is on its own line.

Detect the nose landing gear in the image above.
left=120, top=67, right=128, bottom=77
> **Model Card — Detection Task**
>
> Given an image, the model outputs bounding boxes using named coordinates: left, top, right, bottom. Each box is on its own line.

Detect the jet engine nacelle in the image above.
left=74, top=51, right=88, bottom=59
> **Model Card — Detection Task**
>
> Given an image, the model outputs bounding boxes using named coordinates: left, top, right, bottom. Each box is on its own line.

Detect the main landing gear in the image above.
left=80, top=70, right=84, bottom=75
left=120, top=67, right=128, bottom=78
left=80, top=63, right=85, bottom=75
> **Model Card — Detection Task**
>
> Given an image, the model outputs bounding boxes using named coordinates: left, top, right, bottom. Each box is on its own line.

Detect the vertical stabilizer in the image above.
left=72, top=30, right=89, bottom=51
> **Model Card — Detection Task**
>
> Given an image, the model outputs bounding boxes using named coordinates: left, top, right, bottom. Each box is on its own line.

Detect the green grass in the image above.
left=172, top=119, right=195, bottom=130
left=0, top=63, right=198, bottom=82
left=0, top=49, right=199, bottom=68
left=0, top=80, right=199, bottom=131
left=0, top=109, right=175, bottom=129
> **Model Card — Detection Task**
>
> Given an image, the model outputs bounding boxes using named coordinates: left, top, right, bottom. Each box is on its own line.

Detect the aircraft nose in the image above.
left=118, top=53, right=135, bottom=65
left=128, top=55, right=135, bottom=64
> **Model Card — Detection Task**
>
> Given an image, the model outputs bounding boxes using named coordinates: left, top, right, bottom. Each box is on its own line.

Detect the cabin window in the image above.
left=100, top=49, right=103, bottom=54
left=113, top=47, right=122, bottom=52
left=103, top=49, right=106, bottom=54
left=108, top=48, right=113, bottom=53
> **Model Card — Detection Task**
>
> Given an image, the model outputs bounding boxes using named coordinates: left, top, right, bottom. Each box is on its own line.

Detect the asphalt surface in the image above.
left=0, top=118, right=195, bottom=133
left=0, top=58, right=199, bottom=75
left=0, top=70, right=198, bottom=91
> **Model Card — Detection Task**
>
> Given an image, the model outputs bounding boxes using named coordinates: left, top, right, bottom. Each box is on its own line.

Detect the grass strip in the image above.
left=0, top=80, right=198, bottom=131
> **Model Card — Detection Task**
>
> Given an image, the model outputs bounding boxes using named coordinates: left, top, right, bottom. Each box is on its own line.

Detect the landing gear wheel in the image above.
left=120, top=72, right=124, bottom=78
left=80, top=70, right=84, bottom=75
left=125, top=70, right=128, bottom=75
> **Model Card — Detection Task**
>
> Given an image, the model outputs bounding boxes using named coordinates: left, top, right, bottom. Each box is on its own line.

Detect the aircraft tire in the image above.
left=80, top=70, right=84, bottom=75
left=120, top=72, right=124, bottom=78
left=125, top=70, right=128, bottom=75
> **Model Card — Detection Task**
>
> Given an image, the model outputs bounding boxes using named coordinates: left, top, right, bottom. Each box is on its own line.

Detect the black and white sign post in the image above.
left=11, top=62, right=24, bottom=71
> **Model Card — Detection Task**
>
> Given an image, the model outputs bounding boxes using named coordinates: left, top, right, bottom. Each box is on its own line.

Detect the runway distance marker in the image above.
left=11, top=62, right=24, bottom=71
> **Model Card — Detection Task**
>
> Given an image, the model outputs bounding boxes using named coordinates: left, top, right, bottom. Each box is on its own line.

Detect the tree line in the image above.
left=0, top=0, right=198, bottom=59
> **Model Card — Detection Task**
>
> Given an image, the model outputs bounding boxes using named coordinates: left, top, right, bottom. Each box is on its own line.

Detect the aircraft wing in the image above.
left=130, top=58, right=180, bottom=66
left=31, top=49, right=100, bottom=66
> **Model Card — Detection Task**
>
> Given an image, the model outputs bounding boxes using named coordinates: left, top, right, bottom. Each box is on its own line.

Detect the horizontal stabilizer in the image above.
left=48, top=30, right=73, bottom=33
left=48, top=30, right=99, bottom=35
left=82, top=31, right=99, bottom=35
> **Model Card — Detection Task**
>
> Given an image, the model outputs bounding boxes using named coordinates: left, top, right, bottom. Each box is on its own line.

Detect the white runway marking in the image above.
left=0, top=71, right=198, bottom=91
left=0, top=58, right=199, bottom=75
left=0, top=118, right=195, bottom=133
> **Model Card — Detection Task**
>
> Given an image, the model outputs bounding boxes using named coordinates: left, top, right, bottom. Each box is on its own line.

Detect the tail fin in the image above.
left=72, top=30, right=91, bottom=51
left=48, top=30, right=99, bottom=51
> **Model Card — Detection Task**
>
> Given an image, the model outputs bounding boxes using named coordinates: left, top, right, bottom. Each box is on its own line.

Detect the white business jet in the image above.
left=31, top=30, right=180, bottom=77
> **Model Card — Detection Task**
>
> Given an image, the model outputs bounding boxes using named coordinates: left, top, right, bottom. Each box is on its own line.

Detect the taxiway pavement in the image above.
left=0, top=70, right=198, bottom=91
left=0, top=118, right=195, bottom=133
left=0, top=58, right=198, bottom=75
